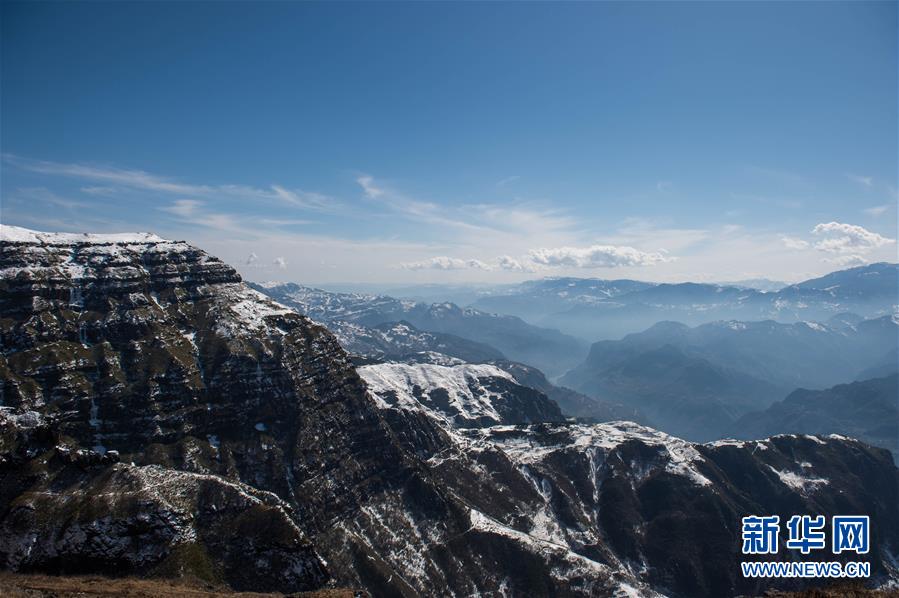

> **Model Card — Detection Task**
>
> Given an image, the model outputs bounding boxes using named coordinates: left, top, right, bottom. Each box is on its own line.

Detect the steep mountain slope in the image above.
left=3, top=227, right=898, bottom=597
left=0, top=227, right=429, bottom=591
left=488, top=360, right=647, bottom=424
left=560, top=317, right=899, bottom=441
left=242, top=290, right=632, bottom=424
left=366, top=363, right=899, bottom=597
left=326, top=320, right=506, bottom=365
left=0, top=226, right=604, bottom=594
left=470, top=263, right=898, bottom=341
left=731, top=375, right=899, bottom=459
left=358, top=362, right=565, bottom=428
left=251, top=282, right=587, bottom=378
left=562, top=343, right=778, bottom=441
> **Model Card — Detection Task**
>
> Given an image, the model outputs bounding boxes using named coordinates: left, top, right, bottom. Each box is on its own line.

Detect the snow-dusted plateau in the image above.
left=1, top=226, right=897, bottom=597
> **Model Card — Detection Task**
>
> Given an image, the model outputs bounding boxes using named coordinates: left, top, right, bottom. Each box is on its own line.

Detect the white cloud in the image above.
left=811, top=222, right=894, bottom=254
left=781, top=235, right=810, bottom=250
left=400, top=256, right=492, bottom=271
left=528, top=244, right=672, bottom=268
left=497, top=255, right=534, bottom=272
left=273, top=256, right=288, bottom=269
left=656, top=181, right=673, bottom=191
left=246, top=252, right=259, bottom=265
left=846, top=173, right=874, bottom=188
left=824, top=254, right=869, bottom=268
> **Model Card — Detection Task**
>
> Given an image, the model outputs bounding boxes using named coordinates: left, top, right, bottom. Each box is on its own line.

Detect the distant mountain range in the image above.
left=251, top=282, right=588, bottom=378
left=471, top=262, right=897, bottom=341
left=560, top=315, right=898, bottom=441
left=731, top=374, right=899, bottom=460
left=250, top=285, right=638, bottom=424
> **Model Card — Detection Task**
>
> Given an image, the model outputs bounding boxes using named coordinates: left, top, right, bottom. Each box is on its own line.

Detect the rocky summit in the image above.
left=1, top=226, right=898, bottom=597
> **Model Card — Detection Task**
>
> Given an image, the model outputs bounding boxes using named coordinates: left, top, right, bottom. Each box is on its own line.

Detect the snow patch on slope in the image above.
left=1, top=225, right=165, bottom=244
left=358, top=362, right=516, bottom=427
left=768, top=465, right=829, bottom=493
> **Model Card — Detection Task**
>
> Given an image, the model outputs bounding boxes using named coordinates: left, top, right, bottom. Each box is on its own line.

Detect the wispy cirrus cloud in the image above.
left=863, top=204, right=890, bottom=217
left=495, top=175, right=520, bottom=187
left=656, top=180, right=673, bottom=192
left=3, top=154, right=338, bottom=212
left=356, top=174, right=509, bottom=236
left=357, top=175, right=386, bottom=199
left=160, top=199, right=204, bottom=218
left=780, top=235, right=810, bottom=250
left=846, top=173, right=874, bottom=188
left=8, top=187, right=87, bottom=210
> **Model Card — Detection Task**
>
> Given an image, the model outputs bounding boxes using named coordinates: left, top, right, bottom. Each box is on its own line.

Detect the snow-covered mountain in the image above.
left=251, top=281, right=587, bottom=377
left=363, top=360, right=899, bottom=597
left=359, top=362, right=565, bottom=428
left=2, top=226, right=897, bottom=597
left=327, top=319, right=506, bottom=365
left=252, top=285, right=637, bottom=424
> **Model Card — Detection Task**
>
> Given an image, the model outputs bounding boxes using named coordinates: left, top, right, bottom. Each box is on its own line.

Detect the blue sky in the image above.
left=1, top=1, right=896, bottom=284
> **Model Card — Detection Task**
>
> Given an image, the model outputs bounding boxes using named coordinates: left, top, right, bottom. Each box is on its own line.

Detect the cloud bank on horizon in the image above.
left=1, top=1, right=895, bottom=284
left=2, top=154, right=894, bottom=284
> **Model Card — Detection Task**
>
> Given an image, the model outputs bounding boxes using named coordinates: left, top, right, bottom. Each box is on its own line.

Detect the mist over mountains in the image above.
left=251, top=282, right=588, bottom=378
left=560, top=315, right=898, bottom=441
left=254, top=263, right=897, bottom=452
left=469, top=262, right=897, bottom=341
left=731, top=374, right=898, bottom=458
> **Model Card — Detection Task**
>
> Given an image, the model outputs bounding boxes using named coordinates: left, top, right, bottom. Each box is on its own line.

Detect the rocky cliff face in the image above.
left=358, top=362, right=566, bottom=428
left=2, top=226, right=898, bottom=598
left=0, top=227, right=459, bottom=593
